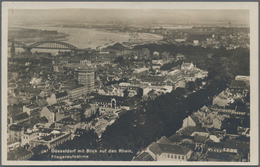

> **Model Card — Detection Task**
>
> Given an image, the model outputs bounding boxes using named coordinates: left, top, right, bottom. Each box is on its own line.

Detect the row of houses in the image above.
left=133, top=105, right=250, bottom=162
left=133, top=75, right=250, bottom=162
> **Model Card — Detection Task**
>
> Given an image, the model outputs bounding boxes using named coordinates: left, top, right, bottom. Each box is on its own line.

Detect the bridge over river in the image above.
left=10, top=40, right=88, bottom=52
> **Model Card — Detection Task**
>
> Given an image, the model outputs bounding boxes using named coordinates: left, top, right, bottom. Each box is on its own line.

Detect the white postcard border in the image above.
left=1, top=2, right=258, bottom=166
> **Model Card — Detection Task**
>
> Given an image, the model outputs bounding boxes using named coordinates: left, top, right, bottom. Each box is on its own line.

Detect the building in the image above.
left=141, top=76, right=165, bottom=86
left=176, top=53, right=186, bottom=61
left=82, top=103, right=94, bottom=119
left=153, top=51, right=160, bottom=57
left=235, top=75, right=250, bottom=86
left=55, top=91, right=69, bottom=102
left=59, top=58, right=69, bottom=65
left=30, top=132, right=71, bottom=149
left=46, top=93, right=57, bottom=106
left=11, top=112, right=30, bottom=124
left=164, top=69, right=183, bottom=86
left=182, top=115, right=200, bottom=128
left=229, top=80, right=248, bottom=92
left=7, top=146, right=34, bottom=160
left=98, top=85, right=124, bottom=97
left=23, top=103, right=40, bottom=116
left=178, top=126, right=209, bottom=137
left=8, top=125, right=28, bottom=144
left=133, top=136, right=192, bottom=161
left=38, top=128, right=61, bottom=137
left=40, top=106, right=56, bottom=124
left=152, top=64, right=161, bottom=70
left=181, top=62, right=194, bottom=71
left=92, top=95, right=124, bottom=115
left=69, top=108, right=82, bottom=122
left=133, top=67, right=149, bottom=74
left=53, top=65, right=64, bottom=73
left=212, top=91, right=230, bottom=107
left=80, top=60, right=91, bottom=65
left=69, top=84, right=92, bottom=100
left=77, top=66, right=95, bottom=93
left=119, top=85, right=143, bottom=97
left=193, top=40, right=199, bottom=45
left=55, top=116, right=81, bottom=133
left=21, top=129, right=39, bottom=146
left=207, top=142, right=223, bottom=153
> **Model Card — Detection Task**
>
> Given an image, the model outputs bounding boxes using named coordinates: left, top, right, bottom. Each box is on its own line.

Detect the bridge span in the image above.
left=10, top=40, right=87, bottom=52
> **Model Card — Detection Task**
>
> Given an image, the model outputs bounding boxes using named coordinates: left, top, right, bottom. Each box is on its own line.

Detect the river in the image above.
left=10, top=25, right=163, bottom=55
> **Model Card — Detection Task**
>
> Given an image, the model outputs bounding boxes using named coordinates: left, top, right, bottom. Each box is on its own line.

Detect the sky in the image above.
left=8, top=9, right=250, bottom=27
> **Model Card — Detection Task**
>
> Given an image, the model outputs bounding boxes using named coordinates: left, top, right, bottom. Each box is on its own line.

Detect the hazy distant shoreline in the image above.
left=8, top=25, right=163, bottom=54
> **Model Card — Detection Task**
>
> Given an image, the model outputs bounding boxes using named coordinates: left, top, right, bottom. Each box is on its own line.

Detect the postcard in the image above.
left=1, top=2, right=258, bottom=166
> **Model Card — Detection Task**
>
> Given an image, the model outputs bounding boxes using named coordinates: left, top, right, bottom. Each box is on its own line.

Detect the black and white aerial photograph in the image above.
left=1, top=2, right=259, bottom=166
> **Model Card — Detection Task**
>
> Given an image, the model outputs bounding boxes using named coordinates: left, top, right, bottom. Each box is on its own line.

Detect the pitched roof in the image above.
left=69, top=84, right=85, bottom=90
left=158, top=144, right=191, bottom=155
left=35, top=99, right=48, bottom=107
left=57, top=116, right=79, bottom=125
left=46, top=106, right=56, bottom=113
left=190, top=114, right=200, bottom=125
left=38, top=116, right=48, bottom=124
left=199, top=105, right=211, bottom=112
left=148, top=142, right=162, bottom=155
left=169, top=134, right=184, bottom=142
left=55, top=91, right=68, bottom=98
left=157, top=136, right=171, bottom=144
left=30, top=117, right=40, bottom=125
left=181, top=126, right=208, bottom=136
left=13, top=112, right=29, bottom=121
left=30, top=95, right=43, bottom=101
left=93, top=95, right=124, bottom=104
left=229, top=80, right=247, bottom=87
left=148, top=141, right=191, bottom=156
left=25, top=103, right=39, bottom=109
left=9, top=124, right=29, bottom=131
left=132, top=152, right=154, bottom=161
left=194, top=135, right=207, bottom=143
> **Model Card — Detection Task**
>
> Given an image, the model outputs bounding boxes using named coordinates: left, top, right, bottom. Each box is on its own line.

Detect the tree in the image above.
left=123, top=89, right=129, bottom=98
left=186, top=81, right=196, bottom=92
left=195, top=78, right=202, bottom=89
left=114, top=56, right=124, bottom=64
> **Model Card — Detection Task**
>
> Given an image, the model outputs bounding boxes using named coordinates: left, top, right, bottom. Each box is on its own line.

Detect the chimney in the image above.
left=36, top=95, right=38, bottom=101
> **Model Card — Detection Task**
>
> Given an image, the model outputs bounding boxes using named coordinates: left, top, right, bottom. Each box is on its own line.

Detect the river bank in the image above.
left=9, top=25, right=163, bottom=50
